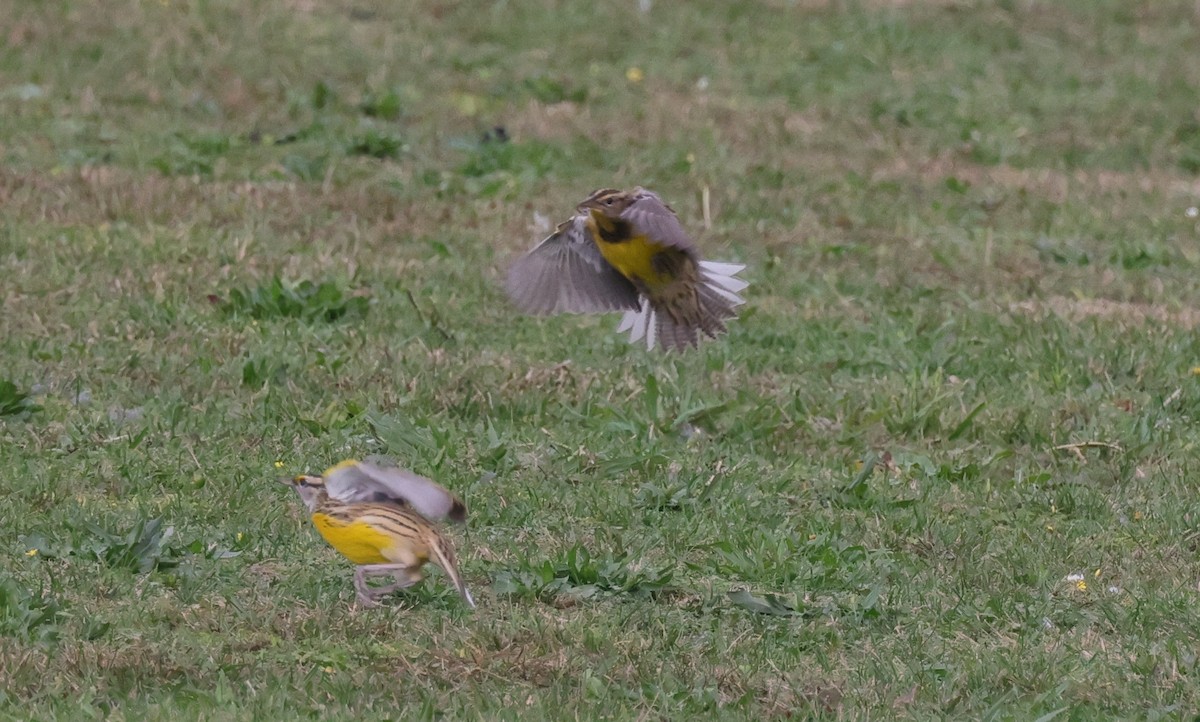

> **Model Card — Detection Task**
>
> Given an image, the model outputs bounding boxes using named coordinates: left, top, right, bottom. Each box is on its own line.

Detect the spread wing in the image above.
left=505, top=214, right=641, bottom=315
left=620, top=188, right=699, bottom=254
left=324, top=461, right=466, bottom=523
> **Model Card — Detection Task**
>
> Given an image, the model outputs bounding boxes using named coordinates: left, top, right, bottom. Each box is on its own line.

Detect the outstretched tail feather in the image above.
left=430, top=535, right=475, bottom=609
left=617, top=299, right=653, bottom=346
left=696, top=283, right=738, bottom=332
left=655, top=311, right=700, bottom=351
left=699, top=261, right=749, bottom=298
left=616, top=302, right=641, bottom=336
left=699, top=261, right=749, bottom=286
left=616, top=261, right=748, bottom=351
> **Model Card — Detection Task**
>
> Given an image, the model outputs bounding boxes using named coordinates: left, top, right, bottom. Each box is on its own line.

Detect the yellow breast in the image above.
left=311, top=513, right=395, bottom=565
left=587, top=212, right=670, bottom=287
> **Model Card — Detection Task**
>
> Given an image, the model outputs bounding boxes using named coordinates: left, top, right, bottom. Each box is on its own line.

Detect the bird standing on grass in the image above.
left=280, top=459, right=475, bottom=609
left=506, top=187, right=749, bottom=352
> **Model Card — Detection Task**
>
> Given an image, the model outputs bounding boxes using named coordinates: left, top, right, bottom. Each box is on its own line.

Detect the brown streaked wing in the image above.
left=619, top=188, right=699, bottom=255
left=505, top=214, right=641, bottom=315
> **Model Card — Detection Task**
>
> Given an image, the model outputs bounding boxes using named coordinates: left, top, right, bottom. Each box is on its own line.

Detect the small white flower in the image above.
left=1186, top=206, right=1199, bottom=218
left=1107, top=585, right=1120, bottom=594
left=1066, top=572, right=1085, bottom=582
left=696, top=76, right=710, bottom=91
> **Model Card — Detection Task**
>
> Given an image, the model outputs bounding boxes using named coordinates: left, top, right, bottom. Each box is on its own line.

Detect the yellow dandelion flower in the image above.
left=1076, top=580, right=1087, bottom=591
left=625, top=67, right=644, bottom=84
left=274, top=460, right=285, bottom=469
left=25, top=548, right=38, bottom=557
left=236, top=532, right=245, bottom=542
left=1191, top=367, right=1200, bottom=376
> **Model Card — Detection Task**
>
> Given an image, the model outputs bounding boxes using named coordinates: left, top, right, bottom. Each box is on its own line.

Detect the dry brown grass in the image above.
left=877, top=153, right=1200, bottom=203
left=1010, top=295, right=1200, bottom=329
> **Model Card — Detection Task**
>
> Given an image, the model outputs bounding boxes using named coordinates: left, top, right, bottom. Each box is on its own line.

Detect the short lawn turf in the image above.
left=3, top=1, right=1200, bottom=719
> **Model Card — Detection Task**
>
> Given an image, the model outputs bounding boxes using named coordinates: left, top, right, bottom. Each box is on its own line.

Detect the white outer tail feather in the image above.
left=616, top=261, right=748, bottom=350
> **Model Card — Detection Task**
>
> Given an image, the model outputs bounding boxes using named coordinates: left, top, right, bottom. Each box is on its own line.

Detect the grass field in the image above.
left=4, top=0, right=1200, bottom=718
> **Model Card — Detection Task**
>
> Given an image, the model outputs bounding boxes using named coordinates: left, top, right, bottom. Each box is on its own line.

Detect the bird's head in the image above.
left=279, top=473, right=327, bottom=512
left=577, top=188, right=636, bottom=218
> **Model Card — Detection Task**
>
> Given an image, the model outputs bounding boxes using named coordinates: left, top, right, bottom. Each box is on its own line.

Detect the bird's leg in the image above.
left=354, top=564, right=421, bottom=605
left=353, top=566, right=382, bottom=608
left=373, top=568, right=421, bottom=596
